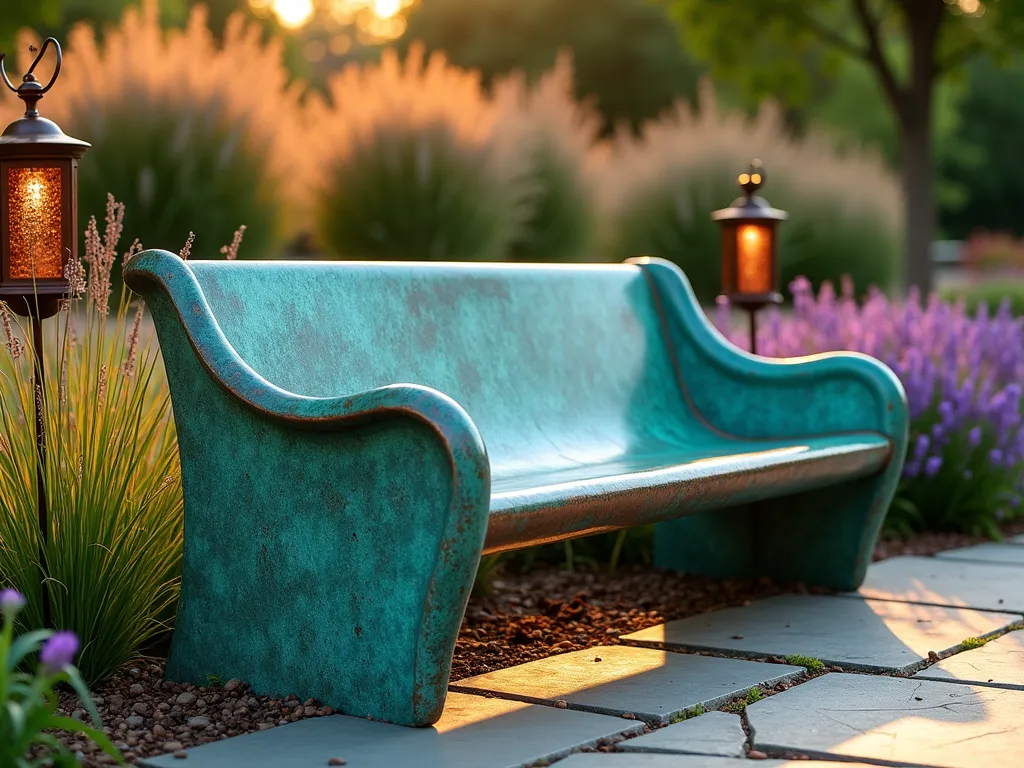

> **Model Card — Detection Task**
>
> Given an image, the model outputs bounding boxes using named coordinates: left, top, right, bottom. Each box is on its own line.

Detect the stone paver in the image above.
left=621, top=594, right=1017, bottom=673
left=852, top=555, right=1024, bottom=613
left=1012, top=534, right=1024, bottom=544
left=936, top=542, right=1024, bottom=566
left=557, top=755, right=877, bottom=767
left=450, top=645, right=804, bottom=725
left=916, top=630, right=1024, bottom=689
left=141, top=692, right=643, bottom=768
left=747, top=672, right=1024, bottom=767
left=617, top=711, right=745, bottom=757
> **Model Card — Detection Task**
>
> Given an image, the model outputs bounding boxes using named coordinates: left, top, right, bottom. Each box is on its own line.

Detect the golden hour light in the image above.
left=736, top=223, right=771, bottom=294
left=252, top=0, right=315, bottom=29
left=6, top=167, right=64, bottom=279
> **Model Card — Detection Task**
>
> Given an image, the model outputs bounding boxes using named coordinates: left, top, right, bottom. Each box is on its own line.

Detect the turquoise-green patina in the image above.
left=123, top=252, right=907, bottom=728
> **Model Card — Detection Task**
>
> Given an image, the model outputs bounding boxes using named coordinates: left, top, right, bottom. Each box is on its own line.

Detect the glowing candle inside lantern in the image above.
left=6, top=167, right=64, bottom=279
left=735, top=223, right=772, bottom=294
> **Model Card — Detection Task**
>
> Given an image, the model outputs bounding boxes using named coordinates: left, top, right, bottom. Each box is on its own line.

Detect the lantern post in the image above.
left=0, top=39, right=90, bottom=627
left=711, top=160, right=788, bottom=355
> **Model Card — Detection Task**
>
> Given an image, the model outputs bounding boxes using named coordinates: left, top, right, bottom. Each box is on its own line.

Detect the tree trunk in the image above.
left=898, top=1, right=944, bottom=294
left=899, top=115, right=935, bottom=293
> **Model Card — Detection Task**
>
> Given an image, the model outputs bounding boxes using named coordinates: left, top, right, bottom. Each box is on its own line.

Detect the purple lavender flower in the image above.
left=968, top=426, right=983, bottom=449
left=40, top=631, right=79, bottom=673
left=0, top=588, right=24, bottom=617
left=925, top=456, right=943, bottom=477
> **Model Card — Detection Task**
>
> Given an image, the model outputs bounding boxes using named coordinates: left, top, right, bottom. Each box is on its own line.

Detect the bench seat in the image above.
left=487, top=433, right=891, bottom=552
left=124, top=252, right=908, bottom=729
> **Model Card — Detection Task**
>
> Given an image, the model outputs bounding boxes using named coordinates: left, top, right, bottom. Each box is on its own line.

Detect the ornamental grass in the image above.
left=598, top=83, right=903, bottom=303
left=0, top=195, right=183, bottom=683
left=1, top=0, right=300, bottom=261
left=716, top=278, right=1024, bottom=536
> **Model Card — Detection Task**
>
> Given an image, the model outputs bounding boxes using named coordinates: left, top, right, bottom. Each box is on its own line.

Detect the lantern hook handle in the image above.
left=0, top=37, right=62, bottom=96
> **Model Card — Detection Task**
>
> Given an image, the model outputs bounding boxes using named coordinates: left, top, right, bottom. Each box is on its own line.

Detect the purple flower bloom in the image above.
left=0, top=588, right=24, bottom=617
left=968, top=426, right=983, bottom=449
left=990, top=449, right=1004, bottom=467
left=925, top=456, right=943, bottom=477
left=40, top=631, right=79, bottom=673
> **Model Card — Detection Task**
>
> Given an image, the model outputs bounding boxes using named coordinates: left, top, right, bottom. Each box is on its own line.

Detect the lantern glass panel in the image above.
left=6, top=165, right=64, bottom=279
left=735, top=223, right=772, bottom=294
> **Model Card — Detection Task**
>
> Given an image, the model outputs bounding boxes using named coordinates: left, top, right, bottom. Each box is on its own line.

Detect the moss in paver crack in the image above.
left=959, top=637, right=988, bottom=650
left=669, top=703, right=705, bottom=724
left=784, top=654, right=825, bottom=673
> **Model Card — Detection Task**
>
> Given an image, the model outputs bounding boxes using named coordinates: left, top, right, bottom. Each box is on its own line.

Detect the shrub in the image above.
left=5, top=1, right=299, bottom=260
left=1, top=590, right=123, bottom=765
left=0, top=195, right=183, bottom=682
left=962, top=230, right=1024, bottom=272
left=716, top=278, right=1024, bottom=537
left=941, top=281, right=1024, bottom=317
left=598, top=83, right=902, bottom=302
left=306, top=45, right=530, bottom=261
left=493, top=53, right=603, bottom=262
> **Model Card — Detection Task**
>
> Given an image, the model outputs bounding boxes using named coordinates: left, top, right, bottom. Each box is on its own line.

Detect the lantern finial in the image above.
left=0, top=38, right=63, bottom=119
left=737, top=159, right=765, bottom=199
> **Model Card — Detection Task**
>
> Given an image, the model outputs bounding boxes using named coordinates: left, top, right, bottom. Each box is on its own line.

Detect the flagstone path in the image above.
left=143, top=540, right=1024, bottom=768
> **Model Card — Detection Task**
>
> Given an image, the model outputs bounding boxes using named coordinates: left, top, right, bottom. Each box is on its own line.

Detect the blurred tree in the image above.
left=939, top=54, right=1024, bottom=239
left=660, top=0, right=1024, bottom=292
left=400, top=0, right=702, bottom=132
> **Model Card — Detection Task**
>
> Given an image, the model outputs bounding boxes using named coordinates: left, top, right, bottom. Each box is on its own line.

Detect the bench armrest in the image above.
left=630, top=257, right=909, bottom=449
left=124, top=248, right=488, bottom=459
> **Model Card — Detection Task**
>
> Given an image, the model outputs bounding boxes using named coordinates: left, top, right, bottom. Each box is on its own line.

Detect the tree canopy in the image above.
left=401, top=0, right=702, bottom=131
left=660, top=0, right=1024, bottom=290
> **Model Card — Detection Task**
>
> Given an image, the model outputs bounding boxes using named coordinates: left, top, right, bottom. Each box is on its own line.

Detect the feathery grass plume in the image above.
left=0, top=194, right=182, bottom=682
left=179, top=231, right=195, bottom=261
left=13, top=0, right=301, bottom=262
left=220, top=225, right=247, bottom=261
left=305, top=44, right=531, bottom=261
left=1, top=303, right=24, bottom=359
left=492, top=53, right=603, bottom=262
left=598, top=81, right=902, bottom=301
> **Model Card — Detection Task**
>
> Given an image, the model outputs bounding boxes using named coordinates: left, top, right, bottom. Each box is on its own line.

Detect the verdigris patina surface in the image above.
left=123, top=252, right=907, bottom=727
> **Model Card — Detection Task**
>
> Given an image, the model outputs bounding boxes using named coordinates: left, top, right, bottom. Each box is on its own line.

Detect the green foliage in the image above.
left=495, top=56, right=603, bottom=262
left=941, top=281, right=1024, bottom=317
left=600, top=88, right=901, bottom=301
left=960, top=637, right=987, bottom=650
left=745, top=687, right=763, bottom=704
left=74, top=100, right=281, bottom=264
left=940, top=55, right=1024, bottom=239
left=401, top=0, right=701, bottom=132
left=669, top=703, right=704, bottom=723
left=315, top=120, right=525, bottom=261
left=0, top=593, right=123, bottom=766
left=785, top=654, right=825, bottom=673
left=0, top=196, right=183, bottom=683
left=887, top=422, right=1021, bottom=539
left=659, top=1, right=1024, bottom=109
left=307, top=48, right=531, bottom=261
left=205, top=674, right=223, bottom=688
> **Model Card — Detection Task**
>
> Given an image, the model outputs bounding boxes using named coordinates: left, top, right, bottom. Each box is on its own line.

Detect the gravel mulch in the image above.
left=57, top=526, right=1024, bottom=766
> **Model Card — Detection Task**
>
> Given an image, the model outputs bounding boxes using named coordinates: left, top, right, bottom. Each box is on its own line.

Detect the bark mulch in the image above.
left=59, top=527, right=1024, bottom=765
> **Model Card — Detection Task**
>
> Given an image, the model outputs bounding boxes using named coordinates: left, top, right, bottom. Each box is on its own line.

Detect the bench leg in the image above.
left=654, top=472, right=897, bottom=591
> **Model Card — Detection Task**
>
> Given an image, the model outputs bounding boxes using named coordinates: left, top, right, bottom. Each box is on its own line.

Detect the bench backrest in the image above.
left=187, top=261, right=702, bottom=477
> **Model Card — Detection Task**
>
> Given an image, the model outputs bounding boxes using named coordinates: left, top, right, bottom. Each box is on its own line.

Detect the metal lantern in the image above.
left=0, top=38, right=89, bottom=319
left=712, top=159, right=787, bottom=354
